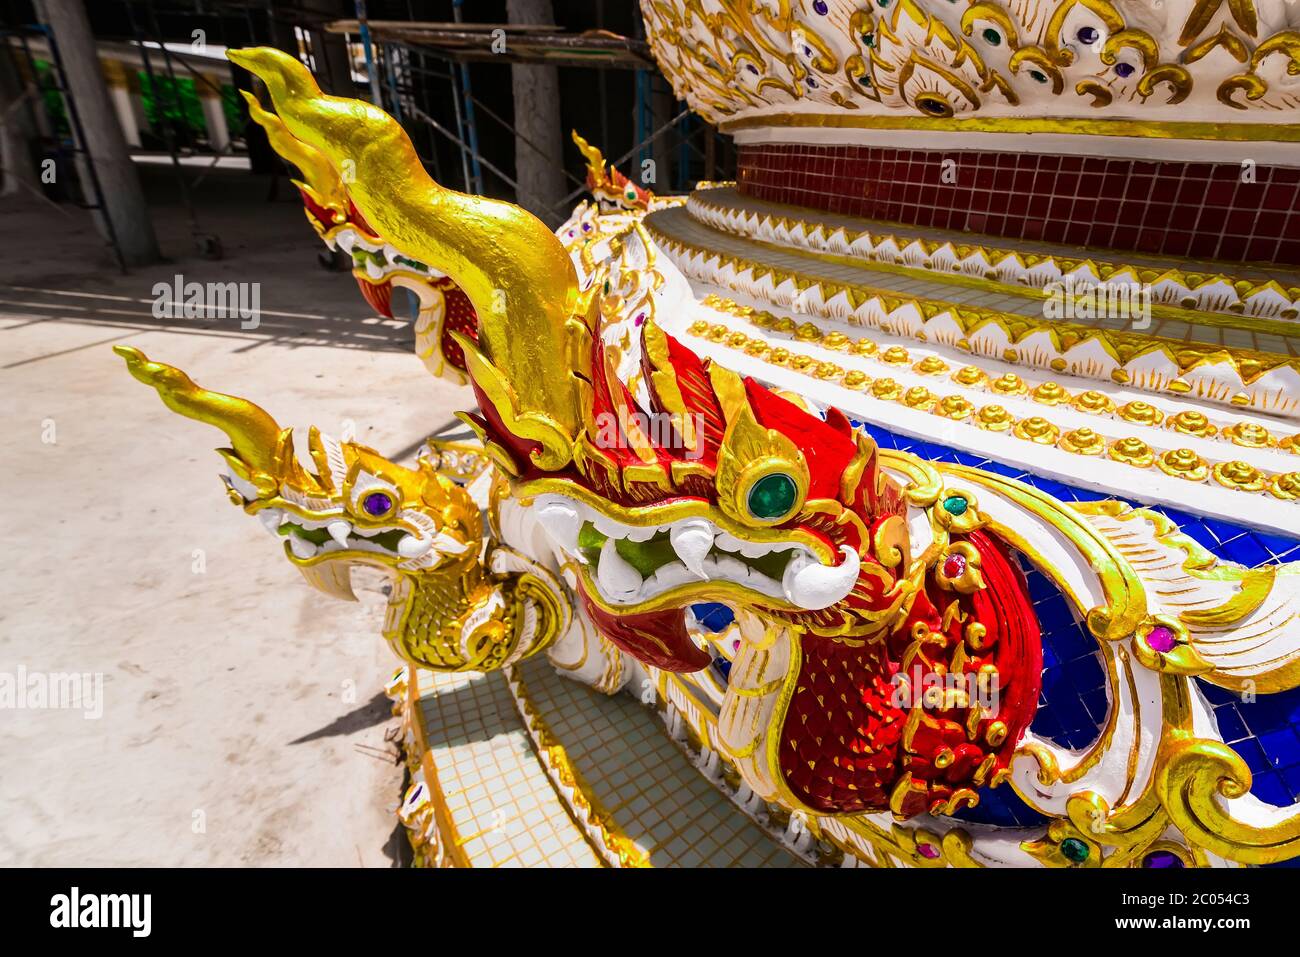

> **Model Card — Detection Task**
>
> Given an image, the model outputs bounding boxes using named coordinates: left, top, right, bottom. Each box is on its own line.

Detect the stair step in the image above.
left=509, top=655, right=804, bottom=868
left=409, top=668, right=602, bottom=867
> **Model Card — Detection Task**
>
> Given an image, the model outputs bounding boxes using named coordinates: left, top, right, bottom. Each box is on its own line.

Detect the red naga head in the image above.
left=458, top=296, right=915, bottom=671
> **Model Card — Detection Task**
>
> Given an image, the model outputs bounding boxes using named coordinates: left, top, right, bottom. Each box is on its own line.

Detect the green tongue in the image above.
left=576, top=522, right=676, bottom=576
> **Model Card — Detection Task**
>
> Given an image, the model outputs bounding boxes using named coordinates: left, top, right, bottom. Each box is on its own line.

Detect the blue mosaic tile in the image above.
left=946, top=782, right=1049, bottom=828
left=691, top=602, right=735, bottom=633
left=845, top=418, right=1300, bottom=813
left=1199, top=680, right=1300, bottom=807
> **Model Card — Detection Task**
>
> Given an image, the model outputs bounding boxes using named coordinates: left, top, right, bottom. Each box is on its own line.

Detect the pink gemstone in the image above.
left=917, top=843, right=940, bottom=859
left=1147, top=625, right=1176, bottom=652
left=942, top=553, right=966, bottom=578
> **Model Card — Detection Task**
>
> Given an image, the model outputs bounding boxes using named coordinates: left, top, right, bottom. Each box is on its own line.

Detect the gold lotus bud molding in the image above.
left=1272, top=472, right=1300, bottom=500
left=1168, top=410, right=1216, bottom=437
left=1224, top=422, right=1274, bottom=448
left=914, top=356, right=949, bottom=376
left=882, top=346, right=911, bottom=365
left=872, top=377, right=902, bottom=401
left=1060, top=427, right=1104, bottom=456
left=1108, top=437, right=1155, bottom=468
left=991, top=373, right=1028, bottom=396
left=1118, top=400, right=1163, bottom=426
left=1212, top=460, right=1269, bottom=492
left=937, top=395, right=974, bottom=420
left=850, top=337, right=878, bottom=356
left=842, top=370, right=870, bottom=390
left=953, top=365, right=988, bottom=387
left=904, top=386, right=936, bottom=411
left=1073, top=390, right=1116, bottom=415
left=1014, top=416, right=1061, bottom=445
left=1157, top=448, right=1209, bottom=481
left=1031, top=381, right=1071, bottom=405
left=976, top=404, right=1014, bottom=432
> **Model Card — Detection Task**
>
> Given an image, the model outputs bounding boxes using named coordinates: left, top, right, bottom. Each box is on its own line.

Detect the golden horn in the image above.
left=239, top=89, right=348, bottom=222
left=571, top=129, right=608, bottom=185
left=114, top=345, right=296, bottom=483
left=227, top=47, right=586, bottom=442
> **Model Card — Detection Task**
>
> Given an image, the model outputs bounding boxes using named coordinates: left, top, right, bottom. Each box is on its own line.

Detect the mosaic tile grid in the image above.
left=697, top=186, right=1300, bottom=303
left=651, top=204, right=1300, bottom=355
left=415, top=668, right=602, bottom=867
left=737, top=143, right=1300, bottom=267
left=515, top=654, right=802, bottom=867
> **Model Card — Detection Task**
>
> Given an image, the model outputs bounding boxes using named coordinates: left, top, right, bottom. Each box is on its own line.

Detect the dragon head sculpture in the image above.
left=114, top=345, right=566, bottom=673
left=571, top=129, right=654, bottom=212
left=241, top=88, right=478, bottom=384
left=228, top=47, right=1042, bottom=819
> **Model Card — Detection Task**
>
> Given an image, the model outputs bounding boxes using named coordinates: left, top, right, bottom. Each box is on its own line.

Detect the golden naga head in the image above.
left=113, top=346, right=479, bottom=602
left=571, top=129, right=651, bottom=211
left=227, top=47, right=589, bottom=461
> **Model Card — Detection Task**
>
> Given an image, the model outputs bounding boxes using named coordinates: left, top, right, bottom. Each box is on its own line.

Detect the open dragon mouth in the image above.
left=532, top=492, right=860, bottom=613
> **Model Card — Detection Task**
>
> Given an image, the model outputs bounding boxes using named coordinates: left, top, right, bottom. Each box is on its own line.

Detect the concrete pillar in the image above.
left=101, top=58, right=140, bottom=148
left=37, top=0, right=159, bottom=266
left=506, top=0, right=566, bottom=226
left=0, top=43, right=42, bottom=196
left=197, top=75, right=229, bottom=152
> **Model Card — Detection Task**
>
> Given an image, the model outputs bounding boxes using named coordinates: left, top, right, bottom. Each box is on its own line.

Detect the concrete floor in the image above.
left=0, top=166, right=466, bottom=865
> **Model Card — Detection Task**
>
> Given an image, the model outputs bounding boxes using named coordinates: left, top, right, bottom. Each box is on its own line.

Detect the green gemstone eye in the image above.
left=747, top=473, right=798, bottom=520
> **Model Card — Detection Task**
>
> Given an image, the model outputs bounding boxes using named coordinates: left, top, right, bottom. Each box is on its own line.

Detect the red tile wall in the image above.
left=736, top=143, right=1300, bottom=267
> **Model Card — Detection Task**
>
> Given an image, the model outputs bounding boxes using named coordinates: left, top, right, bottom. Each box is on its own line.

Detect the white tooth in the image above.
left=713, top=531, right=744, bottom=553
left=432, top=531, right=469, bottom=555
left=597, top=537, right=643, bottom=603
left=398, top=534, right=433, bottom=559
left=646, top=561, right=695, bottom=594
left=714, top=531, right=772, bottom=559
left=624, top=524, right=658, bottom=542
left=714, top=554, right=752, bottom=581
left=365, top=259, right=385, bottom=280
left=288, top=535, right=317, bottom=559
left=327, top=520, right=351, bottom=547
left=670, top=520, right=715, bottom=579
left=258, top=508, right=284, bottom=533
left=336, top=230, right=356, bottom=253
left=225, top=472, right=260, bottom=501
left=590, top=512, right=623, bottom=540
left=535, top=497, right=582, bottom=553
left=782, top=545, right=860, bottom=610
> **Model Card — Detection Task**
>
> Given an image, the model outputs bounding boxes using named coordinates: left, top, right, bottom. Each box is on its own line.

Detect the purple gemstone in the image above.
left=1143, top=850, right=1184, bottom=868
left=1078, top=26, right=1099, bottom=45
left=363, top=491, right=393, bottom=517
left=1147, top=625, right=1176, bottom=653
left=1114, top=62, right=1135, bottom=78
left=917, top=843, right=940, bottom=859
left=813, top=0, right=828, bottom=14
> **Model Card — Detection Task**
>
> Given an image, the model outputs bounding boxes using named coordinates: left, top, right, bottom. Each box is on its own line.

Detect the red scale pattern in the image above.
left=737, top=143, right=1300, bottom=266
left=779, top=529, right=1041, bottom=817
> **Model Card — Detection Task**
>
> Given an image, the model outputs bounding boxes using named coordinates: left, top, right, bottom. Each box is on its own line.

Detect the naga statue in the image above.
left=117, top=30, right=1300, bottom=869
